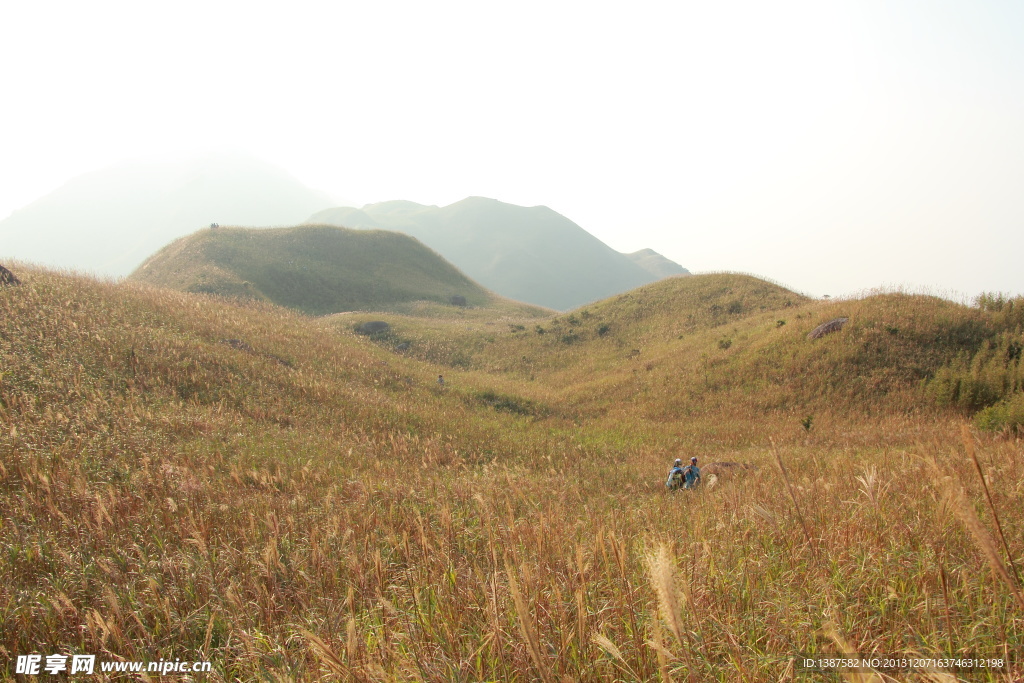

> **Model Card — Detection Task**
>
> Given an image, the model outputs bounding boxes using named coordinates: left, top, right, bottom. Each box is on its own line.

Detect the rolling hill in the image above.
left=332, top=272, right=1015, bottom=425
left=308, top=197, right=689, bottom=310
left=0, top=151, right=335, bottom=276
left=128, top=224, right=546, bottom=316
left=1, top=265, right=1021, bottom=680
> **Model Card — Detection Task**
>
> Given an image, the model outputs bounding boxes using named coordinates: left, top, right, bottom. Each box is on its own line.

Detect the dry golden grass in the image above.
left=0, top=267, right=1021, bottom=681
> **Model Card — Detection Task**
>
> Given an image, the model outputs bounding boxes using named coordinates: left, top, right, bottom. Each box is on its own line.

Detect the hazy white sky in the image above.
left=2, top=0, right=1022, bottom=298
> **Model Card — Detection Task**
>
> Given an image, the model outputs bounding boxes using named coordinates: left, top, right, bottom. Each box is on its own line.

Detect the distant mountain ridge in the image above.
left=0, top=152, right=335, bottom=276
left=626, top=248, right=689, bottom=279
left=0, top=155, right=689, bottom=309
left=308, top=197, right=689, bottom=310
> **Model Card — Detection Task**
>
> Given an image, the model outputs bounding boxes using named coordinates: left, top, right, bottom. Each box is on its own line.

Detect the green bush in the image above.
left=926, top=333, right=1024, bottom=410
left=974, top=292, right=1024, bottom=335
left=975, top=392, right=1024, bottom=433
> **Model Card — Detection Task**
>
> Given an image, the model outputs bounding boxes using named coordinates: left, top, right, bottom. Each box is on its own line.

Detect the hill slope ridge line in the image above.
left=130, top=224, right=504, bottom=316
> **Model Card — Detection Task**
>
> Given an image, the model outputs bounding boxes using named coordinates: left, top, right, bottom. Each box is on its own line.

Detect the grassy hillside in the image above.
left=1, top=267, right=1021, bottom=681
left=129, top=224, right=514, bottom=316
left=338, top=273, right=1000, bottom=420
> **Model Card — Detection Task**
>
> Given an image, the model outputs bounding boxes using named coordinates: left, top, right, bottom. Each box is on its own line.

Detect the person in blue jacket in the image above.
left=682, top=456, right=702, bottom=489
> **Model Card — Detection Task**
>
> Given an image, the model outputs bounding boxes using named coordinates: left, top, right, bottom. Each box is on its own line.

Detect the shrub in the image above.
left=355, top=321, right=391, bottom=336
left=974, top=291, right=1024, bottom=328
left=975, top=392, right=1024, bottom=433
left=926, top=333, right=1024, bottom=410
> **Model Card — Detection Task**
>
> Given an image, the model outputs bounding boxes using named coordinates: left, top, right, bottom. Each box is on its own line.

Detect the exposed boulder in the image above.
left=807, top=317, right=849, bottom=340
left=0, top=265, right=20, bottom=286
left=221, top=338, right=255, bottom=353
left=702, top=461, right=759, bottom=477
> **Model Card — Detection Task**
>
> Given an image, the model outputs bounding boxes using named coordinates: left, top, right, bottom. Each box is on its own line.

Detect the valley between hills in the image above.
left=0, top=254, right=1021, bottom=680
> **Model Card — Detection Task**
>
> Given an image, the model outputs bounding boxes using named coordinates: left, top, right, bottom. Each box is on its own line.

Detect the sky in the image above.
left=1, top=0, right=1022, bottom=299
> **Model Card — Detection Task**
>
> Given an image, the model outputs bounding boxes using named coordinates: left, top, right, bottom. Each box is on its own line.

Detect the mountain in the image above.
left=307, top=197, right=689, bottom=310
left=0, top=152, right=335, bottom=276
left=625, top=248, right=689, bottom=278
left=129, top=224, right=523, bottom=316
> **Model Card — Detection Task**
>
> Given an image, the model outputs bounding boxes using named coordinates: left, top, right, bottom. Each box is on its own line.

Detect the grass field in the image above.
left=1, top=267, right=1021, bottom=681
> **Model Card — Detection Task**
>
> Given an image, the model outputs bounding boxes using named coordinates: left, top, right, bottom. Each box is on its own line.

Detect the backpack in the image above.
left=666, top=467, right=685, bottom=490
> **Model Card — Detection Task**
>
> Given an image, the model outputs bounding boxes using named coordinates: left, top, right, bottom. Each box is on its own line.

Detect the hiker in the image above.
left=682, top=456, right=701, bottom=489
left=437, top=374, right=445, bottom=387
left=666, top=456, right=701, bottom=491
left=666, top=458, right=686, bottom=490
